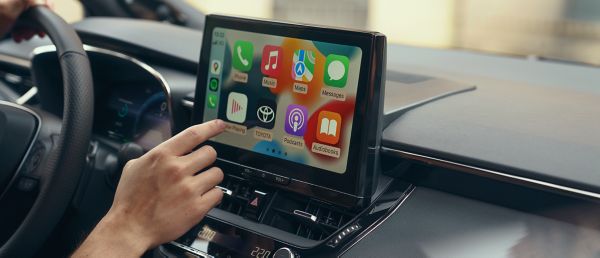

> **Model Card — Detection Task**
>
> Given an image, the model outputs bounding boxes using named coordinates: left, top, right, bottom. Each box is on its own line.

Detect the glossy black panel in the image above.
left=161, top=179, right=412, bottom=257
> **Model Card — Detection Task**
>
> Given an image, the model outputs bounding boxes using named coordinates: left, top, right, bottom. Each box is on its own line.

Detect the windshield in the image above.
left=189, top=0, right=600, bottom=66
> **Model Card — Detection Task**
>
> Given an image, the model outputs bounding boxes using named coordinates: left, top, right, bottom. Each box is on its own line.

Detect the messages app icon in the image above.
left=233, top=40, right=253, bottom=72
left=324, top=54, right=349, bottom=87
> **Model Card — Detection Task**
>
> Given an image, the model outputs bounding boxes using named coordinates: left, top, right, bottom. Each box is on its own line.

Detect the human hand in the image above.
left=73, top=120, right=226, bottom=257
left=0, top=0, right=53, bottom=42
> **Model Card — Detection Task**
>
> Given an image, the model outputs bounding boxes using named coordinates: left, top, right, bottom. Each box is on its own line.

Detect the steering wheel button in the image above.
left=17, top=176, right=38, bottom=192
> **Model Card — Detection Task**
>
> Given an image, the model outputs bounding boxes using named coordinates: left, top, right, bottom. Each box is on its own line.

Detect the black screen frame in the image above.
left=193, top=14, right=385, bottom=206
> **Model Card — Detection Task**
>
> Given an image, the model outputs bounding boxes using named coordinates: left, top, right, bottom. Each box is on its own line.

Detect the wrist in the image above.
left=98, top=209, right=153, bottom=253
left=74, top=209, right=152, bottom=257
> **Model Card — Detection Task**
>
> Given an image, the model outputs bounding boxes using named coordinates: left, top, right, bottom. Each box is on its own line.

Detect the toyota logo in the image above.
left=257, top=105, right=275, bottom=123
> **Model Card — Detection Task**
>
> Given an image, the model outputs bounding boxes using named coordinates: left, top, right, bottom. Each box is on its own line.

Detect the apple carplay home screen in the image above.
left=202, top=27, right=362, bottom=174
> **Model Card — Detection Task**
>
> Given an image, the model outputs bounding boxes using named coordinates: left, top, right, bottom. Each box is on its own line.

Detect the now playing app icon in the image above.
left=226, top=92, right=247, bottom=124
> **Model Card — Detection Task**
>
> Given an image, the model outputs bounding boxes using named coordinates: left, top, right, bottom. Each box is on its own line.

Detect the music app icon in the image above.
left=261, top=45, right=283, bottom=77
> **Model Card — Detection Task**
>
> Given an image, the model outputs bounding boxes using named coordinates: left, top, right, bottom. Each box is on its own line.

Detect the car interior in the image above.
left=0, top=1, right=599, bottom=257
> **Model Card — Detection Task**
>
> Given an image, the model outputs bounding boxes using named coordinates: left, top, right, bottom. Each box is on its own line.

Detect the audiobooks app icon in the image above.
left=226, top=92, right=248, bottom=124
left=316, top=111, right=342, bottom=145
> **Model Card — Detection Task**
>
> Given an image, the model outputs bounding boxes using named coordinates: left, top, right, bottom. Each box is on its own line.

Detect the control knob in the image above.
left=273, top=247, right=295, bottom=258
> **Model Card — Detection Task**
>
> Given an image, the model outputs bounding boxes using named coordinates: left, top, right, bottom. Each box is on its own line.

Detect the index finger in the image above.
left=157, top=119, right=226, bottom=156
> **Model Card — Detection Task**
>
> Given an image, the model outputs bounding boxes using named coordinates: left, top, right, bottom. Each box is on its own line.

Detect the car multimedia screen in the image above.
left=194, top=15, right=385, bottom=206
left=200, top=27, right=362, bottom=174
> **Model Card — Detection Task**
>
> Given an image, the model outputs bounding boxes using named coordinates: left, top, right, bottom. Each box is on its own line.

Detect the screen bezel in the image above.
left=193, top=15, right=379, bottom=196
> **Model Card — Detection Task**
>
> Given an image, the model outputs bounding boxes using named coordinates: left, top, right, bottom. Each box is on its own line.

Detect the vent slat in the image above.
left=266, top=196, right=356, bottom=240
left=216, top=175, right=358, bottom=241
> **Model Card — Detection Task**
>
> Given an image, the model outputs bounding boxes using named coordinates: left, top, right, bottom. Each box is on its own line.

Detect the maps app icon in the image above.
left=291, top=49, right=315, bottom=82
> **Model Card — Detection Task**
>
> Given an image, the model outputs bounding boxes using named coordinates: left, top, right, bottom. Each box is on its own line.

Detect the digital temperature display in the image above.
left=185, top=224, right=277, bottom=257
left=250, top=246, right=271, bottom=258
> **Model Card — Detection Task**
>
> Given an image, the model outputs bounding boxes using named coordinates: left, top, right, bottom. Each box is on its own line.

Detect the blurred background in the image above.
left=57, top=0, right=600, bottom=66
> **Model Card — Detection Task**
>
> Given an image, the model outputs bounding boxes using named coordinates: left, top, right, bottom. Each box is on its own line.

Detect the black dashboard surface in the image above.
left=382, top=45, right=600, bottom=196
left=343, top=187, right=600, bottom=258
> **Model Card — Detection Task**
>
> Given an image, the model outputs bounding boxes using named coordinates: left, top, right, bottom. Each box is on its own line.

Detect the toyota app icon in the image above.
left=256, top=98, right=277, bottom=129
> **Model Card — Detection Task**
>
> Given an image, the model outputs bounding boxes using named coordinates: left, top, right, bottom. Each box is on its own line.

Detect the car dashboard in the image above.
left=0, top=17, right=599, bottom=258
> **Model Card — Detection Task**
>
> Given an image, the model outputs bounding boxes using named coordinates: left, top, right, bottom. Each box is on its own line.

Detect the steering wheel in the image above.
left=0, top=6, right=93, bottom=257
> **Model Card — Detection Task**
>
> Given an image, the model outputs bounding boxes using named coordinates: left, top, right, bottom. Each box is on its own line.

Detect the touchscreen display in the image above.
left=201, top=27, right=362, bottom=174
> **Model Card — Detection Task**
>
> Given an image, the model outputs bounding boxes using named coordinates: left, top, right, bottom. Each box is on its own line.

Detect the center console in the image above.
left=158, top=15, right=412, bottom=257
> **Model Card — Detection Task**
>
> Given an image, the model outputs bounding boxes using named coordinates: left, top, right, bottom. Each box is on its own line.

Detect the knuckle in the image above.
left=194, top=201, right=208, bottom=213
left=211, top=167, right=224, bottom=183
left=202, top=146, right=217, bottom=159
left=147, top=149, right=165, bottom=162
left=194, top=208, right=208, bottom=218
left=165, top=162, right=185, bottom=177
left=180, top=183, right=195, bottom=196
left=205, top=189, right=224, bottom=206
left=186, top=126, right=205, bottom=141
left=214, top=189, right=224, bottom=201
left=209, top=120, right=221, bottom=130
left=123, top=158, right=137, bottom=171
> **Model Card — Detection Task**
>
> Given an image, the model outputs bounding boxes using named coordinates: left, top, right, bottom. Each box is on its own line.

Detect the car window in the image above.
left=189, top=0, right=600, bottom=66
left=54, top=0, right=84, bottom=23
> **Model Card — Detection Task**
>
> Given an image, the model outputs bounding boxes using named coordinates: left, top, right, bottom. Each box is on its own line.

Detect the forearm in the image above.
left=72, top=211, right=150, bottom=258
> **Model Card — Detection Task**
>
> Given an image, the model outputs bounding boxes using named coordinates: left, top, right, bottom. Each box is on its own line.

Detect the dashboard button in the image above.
left=16, top=176, right=38, bottom=192
left=244, top=190, right=269, bottom=221
left=272, top=175, right=290, bottom=185
left=327, top=223, right=361, bottom=247
left=256, top=171, right=269, bottom=180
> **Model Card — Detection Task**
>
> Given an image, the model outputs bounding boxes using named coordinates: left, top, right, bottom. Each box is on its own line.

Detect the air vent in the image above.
left=215, top=175, right=358, bottom=241
left=217, top=176, right=271, bottom=221
left=217, top=176, right=252, bottom=216
left=264, top=193, right=357, bottom=241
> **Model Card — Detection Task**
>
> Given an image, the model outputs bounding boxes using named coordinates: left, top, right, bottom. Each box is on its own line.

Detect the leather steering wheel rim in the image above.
left=0, top=6, right=94, bottom=257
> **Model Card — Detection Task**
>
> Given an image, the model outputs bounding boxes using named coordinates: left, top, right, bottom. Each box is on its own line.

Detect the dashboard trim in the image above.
left=382, top=147, right=600, bottom=202
left=0, top=53, right=30, bottom=68
left=0, top=100, right=41, bottom=200
left=216, top=158, right=365, bottom=202
left=31, top=45, right=175, bottom=136
left=16, top=87, right=38, bottom=105
left=181, top=99, right=194, bottom=109
left=337, top=184, right=415, bottom=257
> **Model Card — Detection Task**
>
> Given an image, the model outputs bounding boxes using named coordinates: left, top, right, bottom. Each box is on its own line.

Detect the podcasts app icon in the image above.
left=285, top=104, right=308, bottom=136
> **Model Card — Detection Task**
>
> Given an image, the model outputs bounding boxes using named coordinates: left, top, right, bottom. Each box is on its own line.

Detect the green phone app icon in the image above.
left=324, top=54, right=349, bottom=87
left=207, top=93, right=218, bottom=109
left=233, top=40, right=253, bottom=72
